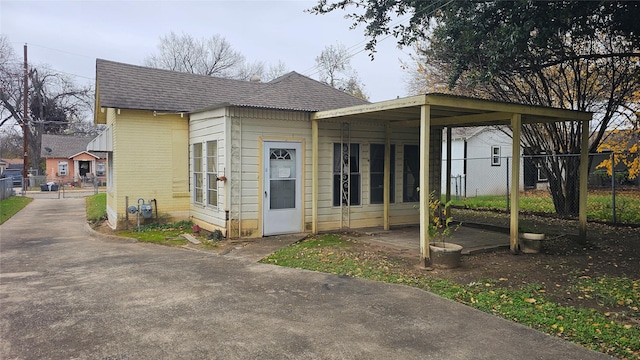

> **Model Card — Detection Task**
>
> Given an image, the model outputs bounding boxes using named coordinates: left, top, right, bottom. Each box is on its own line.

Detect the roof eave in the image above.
left=312, top=94, right=593, bottom=125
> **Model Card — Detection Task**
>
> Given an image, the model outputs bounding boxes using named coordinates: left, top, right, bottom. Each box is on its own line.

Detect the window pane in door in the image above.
left=270, top=179, right=295, bottom=209
left=269, top=148, right=296, bottom=210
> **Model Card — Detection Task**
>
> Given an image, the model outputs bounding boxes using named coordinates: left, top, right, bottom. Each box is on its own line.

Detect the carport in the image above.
left=310, top=94, right=592, bottom=267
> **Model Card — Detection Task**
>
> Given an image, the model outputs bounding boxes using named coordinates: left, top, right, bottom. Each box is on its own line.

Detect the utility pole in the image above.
left=22, top=44, right=28, bottom=190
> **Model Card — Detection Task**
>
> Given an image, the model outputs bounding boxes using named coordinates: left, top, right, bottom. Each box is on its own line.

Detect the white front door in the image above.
left=263, top=141, right=302, bottom=236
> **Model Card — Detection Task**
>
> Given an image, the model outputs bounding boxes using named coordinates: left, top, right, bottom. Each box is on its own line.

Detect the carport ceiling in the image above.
left=312, top=93, right=592, bottom=127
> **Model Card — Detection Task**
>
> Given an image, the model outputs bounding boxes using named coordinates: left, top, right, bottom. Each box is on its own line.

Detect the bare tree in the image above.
left=263, top=60, right=289, bottom=82
left=143, top=32, right=246, bottom=78
left=0, top=36, right=93, bottom=172
left=315, top=44, right=368, bottom=100
left=0, top=36, right=24, bottom=129
left=144, top=32, right=291, bottom=82
left=0, top=127, right=23, bottom=158
left=233, top=60, right=266, bottom=81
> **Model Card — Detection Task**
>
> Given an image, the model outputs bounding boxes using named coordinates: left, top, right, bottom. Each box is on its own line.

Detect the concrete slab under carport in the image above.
left=350, top=224, right=511, bottom=256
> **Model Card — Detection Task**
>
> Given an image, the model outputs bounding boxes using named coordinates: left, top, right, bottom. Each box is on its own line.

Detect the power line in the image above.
left=303, top=0, right=454, bottom=79
left=6, top=43, right=96, bottom=81
left=11, top=42, right=94, bottom=60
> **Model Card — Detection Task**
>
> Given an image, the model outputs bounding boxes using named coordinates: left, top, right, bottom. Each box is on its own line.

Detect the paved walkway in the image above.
left=0, top=198, right=612, bottom=359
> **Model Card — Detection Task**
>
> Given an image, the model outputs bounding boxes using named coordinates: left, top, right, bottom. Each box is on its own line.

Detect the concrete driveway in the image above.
left=0, top=198, right=611, bottom=359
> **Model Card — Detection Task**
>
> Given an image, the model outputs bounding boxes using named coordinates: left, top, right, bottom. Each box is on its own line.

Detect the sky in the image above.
left=1, top=0, right=415, bottom=102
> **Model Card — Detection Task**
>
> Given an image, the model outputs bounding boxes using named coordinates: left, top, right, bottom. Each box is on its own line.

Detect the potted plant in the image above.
left=519, top=227, right=545, bottom=254
left=426, top=192, right=462, bottom=268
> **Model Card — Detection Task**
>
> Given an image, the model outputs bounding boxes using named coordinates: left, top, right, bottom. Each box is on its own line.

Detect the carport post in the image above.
left=578, top=118, right=589, bottom=242
left=445, top=127, right=452, bottom=205
left=419, top=105, right=431, bottom=266
left=312, top=119, right=319, bottom=234
left=510, top=113, right=521, bottom=254
left=383, top=123, right=391, bottom=230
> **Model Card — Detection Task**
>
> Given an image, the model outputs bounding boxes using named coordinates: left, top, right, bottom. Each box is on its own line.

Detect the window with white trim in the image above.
left=193, top=143, right=203, bottom=204
left=58, top=161, right=68, bottom=176
left=96, top=162, right=106, bottom=176
left=491, top=146, right=501, bottom=166
left=537, top=152, right=548, bottom=182
left=206, top=140, right=218, bottom=207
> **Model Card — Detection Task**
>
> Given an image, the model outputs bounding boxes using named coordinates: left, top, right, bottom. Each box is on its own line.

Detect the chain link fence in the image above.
left=0, top=178, right=14, bottom=200
left=0, top=175, right=103, bottom=200
left=442, top=152, right=640, bottom=225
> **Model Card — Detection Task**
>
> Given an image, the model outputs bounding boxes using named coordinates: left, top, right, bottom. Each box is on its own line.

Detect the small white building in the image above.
left=442, top=127, right=549, bottom=197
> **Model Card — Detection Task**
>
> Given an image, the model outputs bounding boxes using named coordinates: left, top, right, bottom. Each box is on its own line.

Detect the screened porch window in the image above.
left=370, top=144, right=395, bottom=204
left=403, top=145, right=420, bottom=202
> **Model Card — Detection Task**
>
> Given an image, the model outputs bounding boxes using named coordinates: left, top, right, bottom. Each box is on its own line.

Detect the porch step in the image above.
left=181, top=233, right=201, bottom=245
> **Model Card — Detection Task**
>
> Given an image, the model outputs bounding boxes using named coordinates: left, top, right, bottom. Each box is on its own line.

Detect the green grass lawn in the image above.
left=261, top=234, right=640, bottom=359
left=0, top=196, right=32, bottom=224
left=446, top=190, right=640, bottom=224
left=115, top=221, right=194, bottom=245
left=86, top=193, right=107, bottom=222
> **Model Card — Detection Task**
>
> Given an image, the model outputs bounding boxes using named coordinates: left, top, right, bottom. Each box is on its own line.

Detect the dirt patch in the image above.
left=90, top=221, right=305, bottom=259
left=343, top=209, right=640, bottom=320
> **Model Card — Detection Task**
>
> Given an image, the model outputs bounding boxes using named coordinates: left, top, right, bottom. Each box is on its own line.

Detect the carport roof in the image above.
left=312, top=93, right=592, bottom=126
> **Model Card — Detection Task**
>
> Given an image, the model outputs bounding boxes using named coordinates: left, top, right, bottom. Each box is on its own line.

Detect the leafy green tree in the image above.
left=310, top=0, right=640, bottom=216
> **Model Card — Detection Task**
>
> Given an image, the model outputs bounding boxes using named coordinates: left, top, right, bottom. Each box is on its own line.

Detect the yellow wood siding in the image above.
left=108, top=109, right=189, bottom=228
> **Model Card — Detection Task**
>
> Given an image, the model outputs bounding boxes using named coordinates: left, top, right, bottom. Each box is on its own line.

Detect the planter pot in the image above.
left=520, top=233, right=545, bottom=254
left=429, top=242, right=463, bottom=269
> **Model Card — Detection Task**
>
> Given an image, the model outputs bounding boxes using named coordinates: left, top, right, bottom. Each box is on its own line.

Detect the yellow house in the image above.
left=89, top=59, right=592, bottom=266
left=88, top=59, right=369, bottom=231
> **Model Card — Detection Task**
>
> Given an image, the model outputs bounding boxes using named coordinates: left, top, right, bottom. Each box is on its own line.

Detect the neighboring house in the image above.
left=0, top=159, right=25, bottom=187
left=1, top=158, right=23, bottom=170
left=88, top=59, right=591, bottom=248
left=441, top=127, right=547, bottom=197
left=0, top=159, right=7, bottom=174
left=441, top=126, right=640, bottom=197
left=41, top=134, right=107, bottom=185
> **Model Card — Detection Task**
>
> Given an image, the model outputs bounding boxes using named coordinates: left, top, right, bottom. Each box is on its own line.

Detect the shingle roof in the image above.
left=235, top=71, right=370, bottom=112
left=96, top=59, right=369, bottom=113
left=41, top=134, right=106, bottom=159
